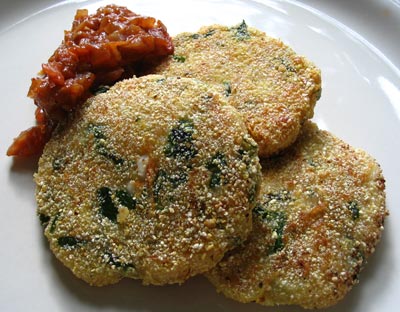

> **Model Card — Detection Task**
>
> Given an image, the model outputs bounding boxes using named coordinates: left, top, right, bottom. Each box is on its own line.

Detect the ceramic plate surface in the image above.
left=1, top=0, right=399, bottom=311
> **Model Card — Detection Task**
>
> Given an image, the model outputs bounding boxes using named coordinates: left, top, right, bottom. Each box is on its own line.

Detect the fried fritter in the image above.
left=206, top=121, right=387, bottom=309
left=148, top=22, right=322, bottom=157
left=35, top=75, right=261, bottom=286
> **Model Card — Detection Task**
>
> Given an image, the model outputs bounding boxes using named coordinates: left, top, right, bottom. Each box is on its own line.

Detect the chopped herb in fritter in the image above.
left=87, top=123, right=124, bottom=165
left=97, top=187, right=118, bottom=222
left=93, top=85, right=110, bottom=95
left=116, top=190, right=136, bottom=210
left=173, top=55, right=186, bottom=63
left=153, top=169, right=168, bottom=208
left=191, top=29, right=215, bottom=39
left=169, top=171, right=189, bottom=187
left=204, top=29, right=216, bottom=37
left=58, top=236, right=82, bottom=248
left=307, top=158, right=318, bottom=167
left=223, top=81, right=232, bottom=96
left=237, top=136, right=259, bottom=202
left=274, top=57, right=297, bottom=73
left=52, top=158, right=65, bottom=171
left=207, top=152, right=227, bottom=188
left=97, top=145, right=124, bottom=165
left=165, top=119, right=197, bottom=161
left=39, top=213, right=50, bottom=226
left=265, top=191, right=292, bottom=203
left=347, top=201, right=360, bottom=220
left=239, top=135, right=258, bottom=158
left=190, top=33, right=201, bottom=39
left=49, top=212, right=60, bottom=233
left=234, top=20, right=250, bottom=40
left=254, top=203, right=287, bottom=254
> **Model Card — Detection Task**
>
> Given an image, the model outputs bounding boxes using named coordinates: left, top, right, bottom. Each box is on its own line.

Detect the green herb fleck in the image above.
left=234, top=20, right=250, bottom=40
left=201, top=94, right=213, bottom=102
left=265, top=191, right=291, bottom=203
left=58, top=236, right=81, bottom=248
left=98, top=146, right=124, bottom=165
left=223, top=81, right=232, bottom=96
left=191, top=29, right=215, bottom=40
left=153, top=169, right=168, bottom=209
left=207, top=152, right=227, bottom=188
left=347, top=201, right=360, bottom=220
left=239, top=136, right=258, bottom=158
left=39, top=214, right=50, bottom=226
left=88, top=123, right=124, bottom=165
left=165, top=119, right=197, bottom=161
left=169, top=171, right=189, bottom=187
left=204, top=29, right=215, bottom=37
left=254, top=191, right=290, bottom=253
left=94, top=85, right=110, bottom=95
left=49, top=212, right=60, bottom=233
left=307, top=158, right=318, bottom=167
left=52, top=158, right=65, bottom=171
left=274, top=57, right=296, bottom=73
left=248, top=183, right=258, bottom=204
left=97, top=187, right=118, bottom=222
left=209, top=173, right=221, bottom=189
left=254, top=204, right=287, bottom=254
left=173, top=55, right=186, bottom=63
left=88, top=123, right=106, bottom=139
left=116, top=190, right=136, bottom=210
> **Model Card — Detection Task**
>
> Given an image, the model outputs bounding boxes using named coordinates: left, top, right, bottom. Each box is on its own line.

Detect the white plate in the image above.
left=1, top=0, right=399, bottom=311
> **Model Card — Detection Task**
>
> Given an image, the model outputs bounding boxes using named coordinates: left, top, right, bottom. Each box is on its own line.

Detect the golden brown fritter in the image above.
left=35, top=75, right=261, bottom=286
left=206, top=121, right=387, bottom=309
left=147, top=22, right=322, bottom=158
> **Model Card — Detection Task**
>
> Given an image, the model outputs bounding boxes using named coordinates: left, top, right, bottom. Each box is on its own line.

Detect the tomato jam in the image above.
left=7, top=5, right=173, bottom=157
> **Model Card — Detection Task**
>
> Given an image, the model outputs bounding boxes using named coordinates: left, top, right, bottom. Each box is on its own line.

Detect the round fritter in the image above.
left=148, top=22, right=321, bottom=158
left=206, top=121, right=387, bottom=309
left=35, top=75, right=261, bottom=286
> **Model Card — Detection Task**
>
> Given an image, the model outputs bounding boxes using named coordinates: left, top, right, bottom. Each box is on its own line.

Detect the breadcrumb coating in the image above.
left=147, top=22, right=322, bottom=157
left=35, top=75, right=261, bottom=286
left=206, top=121, right=387, bottom=309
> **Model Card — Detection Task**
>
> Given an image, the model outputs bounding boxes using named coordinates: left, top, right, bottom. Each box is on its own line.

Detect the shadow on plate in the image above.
left=9, top=155, right=40, bottom=173
left=7, top=155, right=40, bottom=203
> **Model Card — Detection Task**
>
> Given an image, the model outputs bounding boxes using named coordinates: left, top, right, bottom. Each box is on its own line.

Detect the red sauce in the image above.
left=7, top=5, right=174, bottom=157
